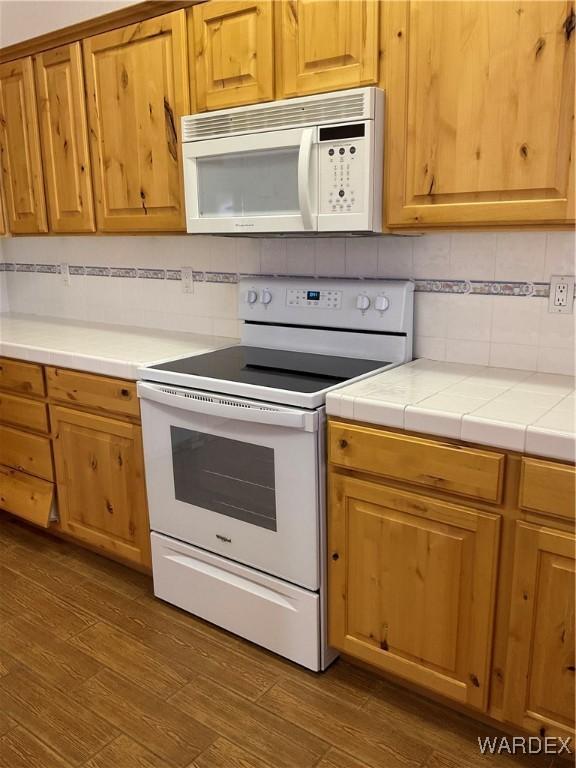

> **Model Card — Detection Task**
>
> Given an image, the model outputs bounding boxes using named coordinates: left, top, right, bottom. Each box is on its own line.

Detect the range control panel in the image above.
left=239, top=278, right=414, bottom=334
left=287, top=288, right=342, bottom=309
left=318, top=122, right=366, bottom=216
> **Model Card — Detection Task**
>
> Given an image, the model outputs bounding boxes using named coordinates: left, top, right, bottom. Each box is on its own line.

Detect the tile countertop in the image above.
left=0, top=314, right=237, bottom=380
left=327, top=359, right=576, bottom=463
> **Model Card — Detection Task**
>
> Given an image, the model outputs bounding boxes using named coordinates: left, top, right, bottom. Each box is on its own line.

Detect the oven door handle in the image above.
left=137, top=381, right=318, bottom=432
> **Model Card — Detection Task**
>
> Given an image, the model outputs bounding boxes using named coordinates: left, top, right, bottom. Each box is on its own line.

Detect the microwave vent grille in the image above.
left=182, top=89, right=372, bottom=141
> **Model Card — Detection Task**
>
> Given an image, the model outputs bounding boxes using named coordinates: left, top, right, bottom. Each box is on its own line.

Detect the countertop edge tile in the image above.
left=525, top=426, right=576, bottom=463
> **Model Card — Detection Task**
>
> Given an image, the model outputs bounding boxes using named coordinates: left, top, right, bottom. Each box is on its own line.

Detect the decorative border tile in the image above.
left=86, top=266, right=110, bottom=277
left=110, top=267, right=137, bottom=278
left=205, top=271, right=238, bottom=283
left=0, top=261, right=570, bottom=300
left=137, top=268, right=165, bottom=279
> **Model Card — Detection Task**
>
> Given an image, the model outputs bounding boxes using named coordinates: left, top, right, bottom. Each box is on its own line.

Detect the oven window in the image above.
left=170, top=427, right=277, bottom=531
left=197, top=147, right=299, bottom=217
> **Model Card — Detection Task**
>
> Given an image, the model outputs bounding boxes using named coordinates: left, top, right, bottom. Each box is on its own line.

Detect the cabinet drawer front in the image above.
left=0, top=392, right=49, bottom=433
left=46, top=368, right=139, bottom=419
left=0, top=426, right=53, bottom=481
left=329, top=421, right=505, bottom=503
left=519, top=458, right=576, bottom=521
left=0, top=358, right=45, bottom=397
left=0, top=465, right=54, bottom=528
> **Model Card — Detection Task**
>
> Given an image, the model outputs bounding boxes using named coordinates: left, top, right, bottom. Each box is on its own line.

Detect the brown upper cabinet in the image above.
left=35, top=43, right=95, bottom=233
left=383, top=0, right=575, bottom=227
left=0, top=57, right=48, bottom=233
left=83, top=12, right=190, bottom=232
left=190, top=0, right=275, bottom=111
left=0, top=185, right=5, bottom=235
left=276, top=0, right=380, bottom=98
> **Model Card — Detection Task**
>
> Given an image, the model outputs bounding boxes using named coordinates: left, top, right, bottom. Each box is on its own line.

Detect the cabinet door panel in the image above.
left=384, top=1, right=575, bottom=226
left=329, top=474, right=500, bottom=710
left=277, top=0, right=379, bottom=98
left=503, top=522, right=575, bottom=737
left=35, top=43, right=95, bottom=233
left=83, top=12, right=189, bottom=231
left=51, top=405, right=151, bottom=568
left=191, top=0, right=274, bottom=111
left=0, top=57, right=47, bottom=233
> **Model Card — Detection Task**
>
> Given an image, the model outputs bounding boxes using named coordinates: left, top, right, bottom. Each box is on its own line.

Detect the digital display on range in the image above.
left=307, top=291, right=321, bottom=301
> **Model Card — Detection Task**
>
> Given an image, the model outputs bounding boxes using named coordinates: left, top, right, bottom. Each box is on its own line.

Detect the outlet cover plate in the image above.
left=548, top=275, right=574, bottom=314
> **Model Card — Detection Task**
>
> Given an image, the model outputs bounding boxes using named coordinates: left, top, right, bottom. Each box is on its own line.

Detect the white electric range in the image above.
left=137, top=277, right=414, bottom=671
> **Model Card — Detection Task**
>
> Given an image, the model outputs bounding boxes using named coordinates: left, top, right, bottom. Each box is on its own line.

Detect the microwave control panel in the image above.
left=318, top=122, right=366, bottom=215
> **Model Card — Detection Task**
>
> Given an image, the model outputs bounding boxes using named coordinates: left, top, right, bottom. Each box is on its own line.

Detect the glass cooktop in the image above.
left=150, top=346, right=389, bottom=394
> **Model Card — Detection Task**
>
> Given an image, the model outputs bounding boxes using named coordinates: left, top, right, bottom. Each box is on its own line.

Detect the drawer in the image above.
left=0, top=425, right=53, bottom=481
left=329, top=421, right=505, bottom=503
left=0, top=464, right=54, bottom=528
left=0, top=357, right=45, bottom=397
left=519, top=457, right=576, bottom=521
left=0, top=391, right=49, bottom=433
left=46, top=367, right=139, bottom=419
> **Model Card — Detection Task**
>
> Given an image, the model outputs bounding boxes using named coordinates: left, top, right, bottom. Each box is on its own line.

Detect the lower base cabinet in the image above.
left=503, top=522, right=575, bottom=736
left=329, top=473, right=500, bottom=711
left=328, top=418, right=575, bottom=739
left=50, top=405, right=151, bottom=568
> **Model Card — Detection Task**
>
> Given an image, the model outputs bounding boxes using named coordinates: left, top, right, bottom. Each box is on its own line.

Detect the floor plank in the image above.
left=0, top=666, right=118, bottom=766
left=0, top=615, right=102, bottom=692
left=0, top=567, right=96, bottom=638
left=316, top=748, right=375, bottom=768
left=68, top=621, right=192, bottom=699
left=0, top=727, right=73, bottom=768
left=259, top=677, right=431, bottom=768
left=83, top=734, right=174, bottom=768
left=72, top=669, right=216, bottom=767
left=192, top=738, right=275, bottom=768
left=170, top=676, right=329, bottom=768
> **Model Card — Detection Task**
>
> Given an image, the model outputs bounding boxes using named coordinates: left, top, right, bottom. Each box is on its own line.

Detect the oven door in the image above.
left=183, top=126, right=318, bottom=234
left=138, top=381, right=321, bottom=590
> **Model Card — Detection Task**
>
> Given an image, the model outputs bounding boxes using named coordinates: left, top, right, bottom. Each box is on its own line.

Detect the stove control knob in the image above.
left=259, top=289, right=272, bottom=305
left=375, top=295, right=390, bottom=312
left=245, top=289, right=258, bottom=305
left=356, top=294, right=370, bottom=311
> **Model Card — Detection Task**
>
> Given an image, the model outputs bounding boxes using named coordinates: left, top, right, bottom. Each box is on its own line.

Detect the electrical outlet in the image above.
left=60, top=262, right=71, bottom=287
left=548, top=275, right=574, bottom=314
left=181, top=266, right=194, bottom=294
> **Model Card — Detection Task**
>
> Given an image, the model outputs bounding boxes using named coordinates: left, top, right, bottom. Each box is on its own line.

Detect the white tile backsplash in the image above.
left=1, top=231, right=574, bottom=375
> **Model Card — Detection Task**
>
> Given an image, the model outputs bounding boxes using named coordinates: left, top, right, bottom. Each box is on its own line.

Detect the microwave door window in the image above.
left=170, top=427, right=277, bottom=531
left=197, top=148, right=300, bottom=217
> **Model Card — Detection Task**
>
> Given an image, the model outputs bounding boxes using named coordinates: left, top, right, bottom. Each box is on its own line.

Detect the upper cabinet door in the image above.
left=384, top=1, right=575, bottom=227
left=0, top=57, right=48, bottom=234
left=83, top=12, right=190, bottom=232
left=35, top=43, right=95, bottom=233
left=190, top=0, right=274, bottom=111
left=276, top=0, right=380, bottom=98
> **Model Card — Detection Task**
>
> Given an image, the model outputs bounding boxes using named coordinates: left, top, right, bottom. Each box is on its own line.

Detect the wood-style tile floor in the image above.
left=0, top=514, right=563, bottom=768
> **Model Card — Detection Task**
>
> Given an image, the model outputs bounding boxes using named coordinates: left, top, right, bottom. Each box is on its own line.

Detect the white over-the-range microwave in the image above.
left=181, top=87, right=384, bottom=235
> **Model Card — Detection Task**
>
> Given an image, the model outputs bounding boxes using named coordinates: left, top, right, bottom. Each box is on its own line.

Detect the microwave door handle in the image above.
left=137, top=381, right=316, bottom=431
left=298, top=127, right=315, bottom=230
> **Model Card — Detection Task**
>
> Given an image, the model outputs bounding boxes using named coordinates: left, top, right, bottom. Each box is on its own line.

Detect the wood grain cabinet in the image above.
left=503, top=523, right=575, bottom=737
left=83, top=11, right=190, bottom=232
left=383, top=0, right=575, bottom=227
left=190, top=0, right=274, bottom=111
left=51, top=404, right=151, bottom=568
left=34, top=43, right=95, bottom=233
left=329, top=473, right=500, bottom=710
left=276, top=0, right=380, bottom=98
left=0, top=57, right=48, bottom=233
